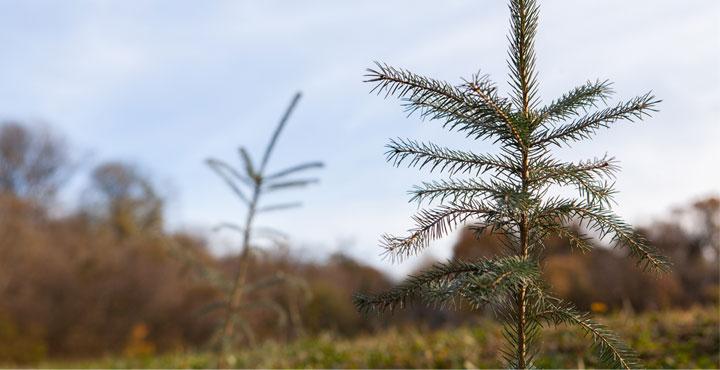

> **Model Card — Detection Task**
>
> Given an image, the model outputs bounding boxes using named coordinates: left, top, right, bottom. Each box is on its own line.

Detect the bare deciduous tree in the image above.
left=0, top=122, right=72, bottom=202
left=87, top=162, right=163, bottom=238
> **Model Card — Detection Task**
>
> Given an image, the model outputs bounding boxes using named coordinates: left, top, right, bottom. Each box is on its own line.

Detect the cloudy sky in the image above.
left=0, top=1, right=717, bottom=276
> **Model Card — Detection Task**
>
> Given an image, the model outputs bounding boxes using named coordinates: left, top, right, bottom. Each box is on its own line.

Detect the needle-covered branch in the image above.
left=536, top=223, right=594, bottom=253
left=259, top=92, right=302, bottom=174
left=537, top=198, right=671, bottom=271
left=386, top=138, right=518, bottom=177
left=354, top=257, right=538, bottom=314
left=366, top=62, right=515, bottom=142
left=463, top=73, right=526, bottom=148
left=534, top=93, right=660, bottom=147
left=533, top=298, right=640, bottom=370
left=381, top=201, right=497, bottom=262
left=263, top=178, right=319, bottom=193
left=206, top=158, right=254, bottom=187
left=238, top=147, right=257, bottom=179
left=409, top=178, right=513, bottom=205
left=205, top=158, right=251, bottom=205
left=530, top=156, right=620, bottom=206
left=257, top=202, right=303, bottom=213
left=537, top=80, right=613, bottom=126
left=266, top=161, right=324, bottom=180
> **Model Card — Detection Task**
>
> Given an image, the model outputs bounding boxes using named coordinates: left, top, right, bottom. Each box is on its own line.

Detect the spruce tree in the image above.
left=205, top=92, right=322, bottom=366
left=354, top=1, right=669, bottom=368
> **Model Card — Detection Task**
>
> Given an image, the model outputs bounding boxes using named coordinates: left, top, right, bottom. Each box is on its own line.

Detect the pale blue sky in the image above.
left=0, top=1, right=718, bottom=275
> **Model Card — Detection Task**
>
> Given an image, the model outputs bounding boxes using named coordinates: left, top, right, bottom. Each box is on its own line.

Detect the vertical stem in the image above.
left=517, top=139, right=531, bottom=369
left=517, top=285, right=528, bottom=368
left=218, top=182, right=260, bottom=367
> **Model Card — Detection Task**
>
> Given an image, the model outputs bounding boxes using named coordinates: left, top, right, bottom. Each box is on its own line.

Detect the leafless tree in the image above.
left=87, top=161, right=163, bottom=238
left=0, top=122, right=73, bottom=202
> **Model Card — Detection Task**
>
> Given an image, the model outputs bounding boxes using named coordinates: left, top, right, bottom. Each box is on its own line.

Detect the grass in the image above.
left=37, top=305, right=719, bottom=369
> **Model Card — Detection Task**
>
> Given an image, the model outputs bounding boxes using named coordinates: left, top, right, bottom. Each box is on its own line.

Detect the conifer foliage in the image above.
left=354, top=1, right=669, bottom=368
left=204, top=92, right=322, bottom=366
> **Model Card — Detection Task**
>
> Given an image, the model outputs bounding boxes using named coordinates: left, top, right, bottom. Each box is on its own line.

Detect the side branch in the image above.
left=536, top=79, right=613, bottom=127
left=386, top=138, right=518, bottom=176
left=530, top=156, right=620, bottom=206
left=536, top=223, right=594, bottom=253
left=533, top=299, right=641, bottom=369
left=534, top=93, right=660, bottom=147
left=537, top=199, right=671, bottom=271
left=466, top=78, right=526, bottom=149
left=366, top=62, right=513, bottom=142
left=354, top=257, right=537, bottom=314
left=381, top=202, right=496, bottom=262
left=409, top=178, right=511, bottom=205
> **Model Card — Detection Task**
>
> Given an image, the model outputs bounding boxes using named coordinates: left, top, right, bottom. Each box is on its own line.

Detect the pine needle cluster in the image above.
left=354, top=1, right=669, bottom=368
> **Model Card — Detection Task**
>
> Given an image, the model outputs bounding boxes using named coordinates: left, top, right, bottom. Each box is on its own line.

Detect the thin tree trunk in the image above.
left=218, top=186, right=259, bottom=368
left=516, top=150, right=530, bottom=369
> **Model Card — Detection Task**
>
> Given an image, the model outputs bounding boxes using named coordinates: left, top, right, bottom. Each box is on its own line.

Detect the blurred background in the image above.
left=0, top=0, right=717, bottom=367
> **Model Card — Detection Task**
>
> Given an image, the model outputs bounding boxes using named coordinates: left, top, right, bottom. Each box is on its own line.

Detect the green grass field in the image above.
left=40, top=306, right=719, bottom=369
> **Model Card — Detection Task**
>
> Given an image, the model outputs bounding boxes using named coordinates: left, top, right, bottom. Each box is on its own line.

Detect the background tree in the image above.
left=86, top=161, right=163, bottom=238
left=0, top=122, right=72, bottom=202
left=204, top=91, right=322, bottom=366
left=689, top=197, right=719, bottom=262
left=354, top=0, right=669, bottom=368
